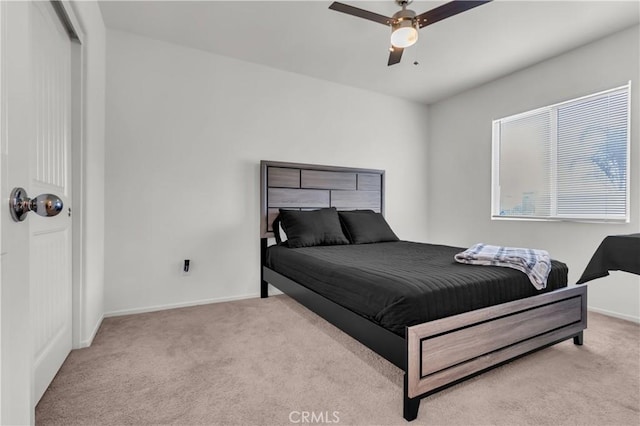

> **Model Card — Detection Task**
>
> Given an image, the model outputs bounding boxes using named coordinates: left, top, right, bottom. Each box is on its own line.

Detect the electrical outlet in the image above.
left=182, top=259, right=191, bottom=275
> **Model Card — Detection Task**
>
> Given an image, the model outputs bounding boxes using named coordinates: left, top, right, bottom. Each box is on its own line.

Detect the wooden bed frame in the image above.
left=259, top=160, right=587, bottom=421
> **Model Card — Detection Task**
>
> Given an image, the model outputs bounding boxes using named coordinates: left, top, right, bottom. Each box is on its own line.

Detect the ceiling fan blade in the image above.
left=388, top=47, right=404, bottom=66
left=417, top=0, right=492, bottom=28
left=329, top=2, right=392, bottom=26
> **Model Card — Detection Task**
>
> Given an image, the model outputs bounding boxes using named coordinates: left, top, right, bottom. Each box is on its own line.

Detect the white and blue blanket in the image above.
left=454, top=243, right=552, bottom=290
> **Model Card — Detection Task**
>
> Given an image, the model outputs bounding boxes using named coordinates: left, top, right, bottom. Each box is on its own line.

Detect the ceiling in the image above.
left=98, top=0, right=640, bottom=105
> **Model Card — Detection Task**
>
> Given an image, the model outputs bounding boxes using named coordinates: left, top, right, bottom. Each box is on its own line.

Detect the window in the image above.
left=492, top=83, right=631, bottom=222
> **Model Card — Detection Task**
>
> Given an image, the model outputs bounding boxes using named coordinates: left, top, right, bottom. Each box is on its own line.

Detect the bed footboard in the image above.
left=405, top=285, right=587, bottom=420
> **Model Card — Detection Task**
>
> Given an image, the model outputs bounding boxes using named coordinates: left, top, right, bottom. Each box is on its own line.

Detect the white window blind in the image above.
left=492, top=83, right=630, bottom=222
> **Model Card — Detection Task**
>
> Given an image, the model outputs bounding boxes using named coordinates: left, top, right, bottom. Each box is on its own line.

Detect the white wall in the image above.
left=70, top=0, right=106, bottom=346
left=104, top=30, right=430, bottom=315
left=427, top=25, right=640, bottom=322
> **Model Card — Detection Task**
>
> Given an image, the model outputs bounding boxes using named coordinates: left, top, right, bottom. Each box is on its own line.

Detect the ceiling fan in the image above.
left=329, top=0, right=492, bottom=66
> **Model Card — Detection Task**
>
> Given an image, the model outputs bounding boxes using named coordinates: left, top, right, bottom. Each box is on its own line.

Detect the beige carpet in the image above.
left=36, top=295, right=639, bottom=425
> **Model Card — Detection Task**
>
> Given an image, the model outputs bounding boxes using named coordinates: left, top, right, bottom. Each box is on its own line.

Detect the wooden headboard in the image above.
left=260, top=160, right=385, bottom=238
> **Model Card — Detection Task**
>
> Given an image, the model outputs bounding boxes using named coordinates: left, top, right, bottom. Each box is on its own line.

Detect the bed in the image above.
left=259, top=160, right=587, bottom=421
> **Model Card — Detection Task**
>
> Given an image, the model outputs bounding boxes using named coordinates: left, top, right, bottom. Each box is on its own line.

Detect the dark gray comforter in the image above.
left=266, top=241, right=568, bottom=336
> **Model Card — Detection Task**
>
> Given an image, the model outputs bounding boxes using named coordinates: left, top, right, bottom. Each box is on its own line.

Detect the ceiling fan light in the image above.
left=390, top=22, right=418, bottom=48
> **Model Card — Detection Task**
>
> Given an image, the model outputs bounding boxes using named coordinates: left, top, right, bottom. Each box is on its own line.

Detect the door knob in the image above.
left=9, top=187, right=63, bottom=222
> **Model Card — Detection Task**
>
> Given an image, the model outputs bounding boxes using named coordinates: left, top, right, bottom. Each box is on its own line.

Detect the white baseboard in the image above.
left=78, top=313, right=104, bottom=348
left=588, top=306, right=640, bottom=324
left=103, top=290, right=281, bottom=318
left=89, top=286, right=284, bottom=342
